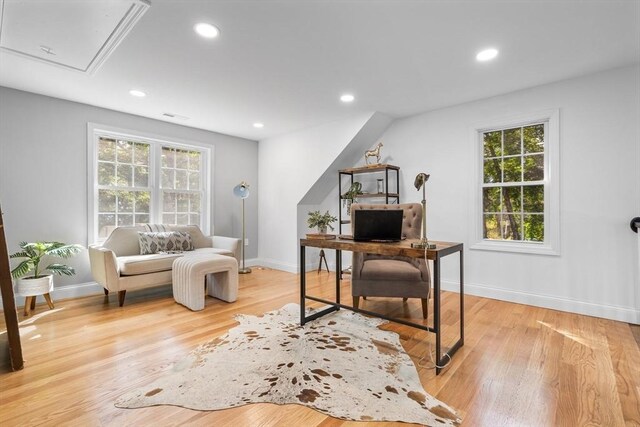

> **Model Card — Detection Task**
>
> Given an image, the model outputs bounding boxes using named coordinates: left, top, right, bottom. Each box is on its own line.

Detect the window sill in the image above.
left=470, top=240, right=559, bottom=256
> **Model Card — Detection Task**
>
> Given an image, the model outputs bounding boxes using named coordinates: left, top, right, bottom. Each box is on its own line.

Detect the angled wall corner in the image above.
left=298, top=112, right=395, bottom=206
left=296, top=112, right=395, bottom=273
left=257, top=112, right=394, bottom=271
left=295, top=112, right=395, bottom=271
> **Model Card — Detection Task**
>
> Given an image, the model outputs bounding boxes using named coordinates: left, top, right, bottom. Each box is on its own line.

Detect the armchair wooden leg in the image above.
left=421, top=298, right=429, bottom=319
left=103, top=288, right=109, bottom=296
left=352, top=296, right=360, bottom=309
left=118, top=290, right=127, bottom=307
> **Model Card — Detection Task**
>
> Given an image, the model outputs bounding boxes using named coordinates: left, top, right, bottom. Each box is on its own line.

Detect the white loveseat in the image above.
left=88, top=225, right=240, bottom=306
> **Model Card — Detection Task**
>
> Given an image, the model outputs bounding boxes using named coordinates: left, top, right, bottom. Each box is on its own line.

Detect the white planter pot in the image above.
left=15, top=275, right=54, bottom=297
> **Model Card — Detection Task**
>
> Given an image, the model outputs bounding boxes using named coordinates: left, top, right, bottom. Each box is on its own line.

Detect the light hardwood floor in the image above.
left=1, top=267, right=639, bottom=426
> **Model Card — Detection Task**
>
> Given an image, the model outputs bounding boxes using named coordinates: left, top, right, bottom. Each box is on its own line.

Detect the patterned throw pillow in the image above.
left=138, top=231, right=194, bottom=255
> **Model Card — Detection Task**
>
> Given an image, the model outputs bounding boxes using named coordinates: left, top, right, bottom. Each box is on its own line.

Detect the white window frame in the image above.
left=87, top=123, right=213, bottom=244
left=470, top=109, right=560, bottom=255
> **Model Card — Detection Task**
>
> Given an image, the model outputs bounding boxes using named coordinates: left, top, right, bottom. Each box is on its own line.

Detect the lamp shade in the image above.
left=414, top=173, right=430, bottom=191
left=233, top=181, right=250, bottom=199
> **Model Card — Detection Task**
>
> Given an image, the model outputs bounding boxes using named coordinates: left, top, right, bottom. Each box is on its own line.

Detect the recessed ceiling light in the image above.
left=340, top=94, right=355, bottom=103
left=476, top=48, right=499, bottom=62
left=253, top=122, right=264, bottom=128
left=194, top=23, right=220, bottom=39
left=129, top=89, right=146, bottom=97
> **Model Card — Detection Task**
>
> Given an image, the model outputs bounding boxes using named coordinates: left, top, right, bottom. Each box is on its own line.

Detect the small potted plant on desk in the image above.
left=10, top=241, right=83, bottom=316
left=307, top=211, right=338, bottom=272
left=307, top=210, right=338, bottom=238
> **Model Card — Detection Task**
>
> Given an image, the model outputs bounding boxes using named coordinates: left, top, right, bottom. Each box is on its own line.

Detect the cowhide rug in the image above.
left=116, top=303, right=461, bottom=426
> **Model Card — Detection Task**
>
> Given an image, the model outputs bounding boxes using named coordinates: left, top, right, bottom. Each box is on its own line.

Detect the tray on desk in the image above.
left=305, top=233, right=336, bottom=240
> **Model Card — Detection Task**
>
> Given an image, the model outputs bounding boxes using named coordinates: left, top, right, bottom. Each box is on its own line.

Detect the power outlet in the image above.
left=244, top=238, right=249, bottom=246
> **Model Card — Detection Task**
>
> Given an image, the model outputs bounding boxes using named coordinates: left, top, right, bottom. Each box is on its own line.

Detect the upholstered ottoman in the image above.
left=172, top=254, right=239, bottom=311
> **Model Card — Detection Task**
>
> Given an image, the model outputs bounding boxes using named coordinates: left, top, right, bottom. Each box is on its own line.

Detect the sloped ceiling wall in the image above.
left=299, top=112, right=394, bottom=205
left=258, top=112, right=394, bottom=271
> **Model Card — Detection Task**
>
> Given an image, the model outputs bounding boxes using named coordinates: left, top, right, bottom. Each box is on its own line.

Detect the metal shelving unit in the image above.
left=338, top=164, right=400, bottom=235
left=337, top=164, right=400, bottom=276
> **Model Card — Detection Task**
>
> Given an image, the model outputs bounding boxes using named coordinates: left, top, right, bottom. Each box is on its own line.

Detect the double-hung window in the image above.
left=160, top=146, right=203, bottom=226
left=88, top=124, right=211, bottom=243
left=472, top=110, right=559, bottom=255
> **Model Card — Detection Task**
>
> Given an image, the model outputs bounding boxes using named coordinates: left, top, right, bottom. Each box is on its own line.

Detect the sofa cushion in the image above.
left=138, top=231, right=194, bottom=254
left=119, top=253, right=182, bottom=276
left=103, top=225, right=214, bottom=256
left=118, top=248, right=235, bottom=276
left=165, top=225, right=212, bottom=249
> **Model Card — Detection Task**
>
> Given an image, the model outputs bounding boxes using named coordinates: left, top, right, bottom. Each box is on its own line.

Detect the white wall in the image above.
left=379, top=65, right=640, bottom=323
left=256, top=65, right=639, bottom=323
left=9, top=63, right=635, bottom=324
left=0, top=87, right=259, bottom=294
left=257, top=113, right=377, bottom=271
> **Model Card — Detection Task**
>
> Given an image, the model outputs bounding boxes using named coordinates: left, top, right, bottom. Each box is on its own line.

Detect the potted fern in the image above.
left=11, top=241, right=83, bottom=297
left=307, top=210, right=337, bottom=234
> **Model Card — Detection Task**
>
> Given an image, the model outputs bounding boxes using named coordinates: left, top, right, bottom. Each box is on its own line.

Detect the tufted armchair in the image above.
left=351, top=203, right=431, bottom=318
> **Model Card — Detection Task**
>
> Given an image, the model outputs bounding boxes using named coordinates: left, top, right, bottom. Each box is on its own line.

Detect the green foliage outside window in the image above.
left=482, top=124, right=545, bottom=243
left=96, top=137, right=204, bottom=238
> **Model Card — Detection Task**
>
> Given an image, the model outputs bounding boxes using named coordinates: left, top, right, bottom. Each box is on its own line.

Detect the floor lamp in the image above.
left=233, top=181, right=251, bottom=274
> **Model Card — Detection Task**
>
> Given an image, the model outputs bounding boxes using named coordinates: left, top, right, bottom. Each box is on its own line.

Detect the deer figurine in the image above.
left=364, top=142, right=383, bottom=165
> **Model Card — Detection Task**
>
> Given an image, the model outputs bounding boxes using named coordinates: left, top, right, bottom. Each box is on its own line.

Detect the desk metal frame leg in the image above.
left=433, top=250, right=465, bottom=374
left=301, top=246, right=340, bottom=325
left=300, top=244, right=306, bottom=324
left=434, top=255, right=441, bottom=374
left=460, top=250, right=465, bottom=346
left=335, top=249, right=341, bottom=306
left=300, top=244, right=464, bottom=375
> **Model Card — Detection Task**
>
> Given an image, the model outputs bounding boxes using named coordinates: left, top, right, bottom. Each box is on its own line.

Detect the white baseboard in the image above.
left=242, top=258, right=261, bottom=268
left=250, top=257, right=295, bottom=273
left=4, top=271, right=636, bottom=325
left=2, top=281, right=104, bottom=308
left=441, top=279, right=640, bottom=325
left=251, top=258, right=319, bottom=274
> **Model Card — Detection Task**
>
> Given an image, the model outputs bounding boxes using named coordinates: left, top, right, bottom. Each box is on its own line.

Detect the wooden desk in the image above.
left=300, top=238, right=464, bottom=375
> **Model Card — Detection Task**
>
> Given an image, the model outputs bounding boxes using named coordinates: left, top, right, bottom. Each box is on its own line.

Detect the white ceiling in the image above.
left=0, top=0, right=638, bottom=141
left=0, top=0, right=149, bottom=73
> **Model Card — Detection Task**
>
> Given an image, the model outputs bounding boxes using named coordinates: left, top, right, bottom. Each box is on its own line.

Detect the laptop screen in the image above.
left=353, top=209, right=403, bottom=242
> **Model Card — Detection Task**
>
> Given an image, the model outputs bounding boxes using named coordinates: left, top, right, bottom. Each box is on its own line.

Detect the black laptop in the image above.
left=353, top=209, right=403, bottom=242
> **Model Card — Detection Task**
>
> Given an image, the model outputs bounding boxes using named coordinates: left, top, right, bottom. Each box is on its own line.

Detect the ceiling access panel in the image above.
left=0, top=0, right=150, bottom=74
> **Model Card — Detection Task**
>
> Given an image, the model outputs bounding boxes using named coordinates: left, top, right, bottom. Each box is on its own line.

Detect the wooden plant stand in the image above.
left=23, top=293, right=55, bottom=316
